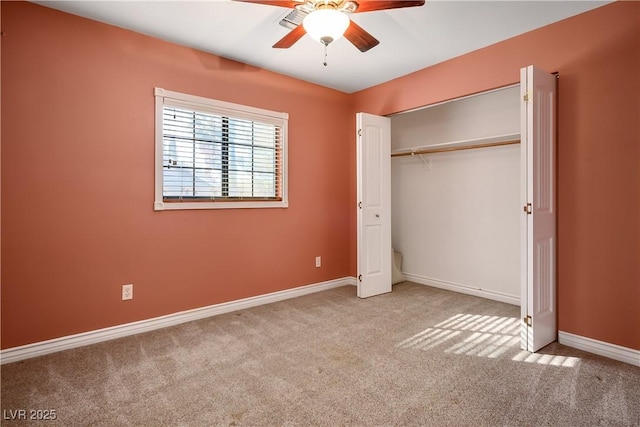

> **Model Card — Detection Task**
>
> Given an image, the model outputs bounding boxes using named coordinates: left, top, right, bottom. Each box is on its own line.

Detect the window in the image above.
left=154, top=88, right=288, bottom=210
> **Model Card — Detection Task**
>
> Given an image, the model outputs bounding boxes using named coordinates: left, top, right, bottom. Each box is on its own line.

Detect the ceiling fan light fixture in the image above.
left=302, top=9, right=350, bottom=46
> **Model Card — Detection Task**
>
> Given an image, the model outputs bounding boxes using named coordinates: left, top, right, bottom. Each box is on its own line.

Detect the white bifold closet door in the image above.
left=520, top=65, right=557, bottom=352
left=356, top=113, right=391, bottom=299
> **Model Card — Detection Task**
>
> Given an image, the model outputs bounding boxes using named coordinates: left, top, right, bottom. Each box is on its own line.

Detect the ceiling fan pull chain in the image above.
left=323, top=43, right=328, bottom=67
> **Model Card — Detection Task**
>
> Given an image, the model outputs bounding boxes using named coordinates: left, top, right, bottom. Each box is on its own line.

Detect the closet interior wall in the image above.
left=390, top=86, right=521, bottom=304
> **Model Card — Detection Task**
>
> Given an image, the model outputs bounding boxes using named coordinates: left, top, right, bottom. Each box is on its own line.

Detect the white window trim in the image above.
left=154, top=88, right=288, bottom=211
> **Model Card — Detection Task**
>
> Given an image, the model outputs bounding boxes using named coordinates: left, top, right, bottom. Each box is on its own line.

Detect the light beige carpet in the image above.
left=2, top=282, right=639, bottom=426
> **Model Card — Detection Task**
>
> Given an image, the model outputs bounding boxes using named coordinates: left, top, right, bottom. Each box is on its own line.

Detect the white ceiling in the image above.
left=34, top=0, right=609, bottom=93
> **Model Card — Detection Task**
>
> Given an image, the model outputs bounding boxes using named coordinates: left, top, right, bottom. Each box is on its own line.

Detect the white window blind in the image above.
left=154, top=88, right=288, bottom=210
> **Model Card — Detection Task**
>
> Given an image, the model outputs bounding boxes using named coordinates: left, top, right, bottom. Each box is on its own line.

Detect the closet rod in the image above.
left=391, top=139, right=520, bottom=157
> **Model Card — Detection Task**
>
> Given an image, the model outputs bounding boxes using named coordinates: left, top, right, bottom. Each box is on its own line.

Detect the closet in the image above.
left=356, top=65, right=558, bottom=352
left=390, top=85, right=521, bottom=305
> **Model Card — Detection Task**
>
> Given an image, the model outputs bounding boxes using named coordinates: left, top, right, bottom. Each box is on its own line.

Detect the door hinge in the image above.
left=358, top=274, right=362, bottom=282
left=523, top=315, right=532, bottom=327
left=523, top=92, right=530, bottom=102
left=523, top=203, right=532, bottom=214
left=358, top=201, right=362, bottom=209
left=358, top=129, right=362, bottom=137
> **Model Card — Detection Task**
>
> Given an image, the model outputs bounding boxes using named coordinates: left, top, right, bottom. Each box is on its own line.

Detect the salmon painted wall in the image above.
left=352, top=2, right=640, bottom=350
left=1, top=2, right=354, bottom=349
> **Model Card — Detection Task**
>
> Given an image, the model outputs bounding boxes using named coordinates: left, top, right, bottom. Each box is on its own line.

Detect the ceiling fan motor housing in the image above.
left=297, top=1, right=358, bottom=14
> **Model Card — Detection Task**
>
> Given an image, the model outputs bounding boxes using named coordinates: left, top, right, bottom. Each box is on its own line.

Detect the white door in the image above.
left=520, top=65, right=557, bottom=352
left=357, top=113, right=392, bottom=298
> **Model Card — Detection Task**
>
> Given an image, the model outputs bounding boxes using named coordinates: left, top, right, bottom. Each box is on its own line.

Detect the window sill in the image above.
left=154, top=200, right=289, bottom=211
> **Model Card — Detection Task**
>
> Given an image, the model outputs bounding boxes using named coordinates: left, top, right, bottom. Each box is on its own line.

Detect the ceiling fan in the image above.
left=234, top=0, right=426, bottom=53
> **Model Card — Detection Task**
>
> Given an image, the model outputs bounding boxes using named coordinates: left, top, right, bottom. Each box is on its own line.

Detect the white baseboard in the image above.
left=404, top=273, right=520, bottom=306
left=0, top=276, right=357, bottom=365
left=559, top=331, right=640, bottom=367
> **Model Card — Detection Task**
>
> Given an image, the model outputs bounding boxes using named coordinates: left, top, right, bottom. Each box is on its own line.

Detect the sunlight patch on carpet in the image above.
left=511, top=350, right=580, bottom=367
left=397, top=313, right=580, bottom=366
left=397, top=314, right=519, bottom=357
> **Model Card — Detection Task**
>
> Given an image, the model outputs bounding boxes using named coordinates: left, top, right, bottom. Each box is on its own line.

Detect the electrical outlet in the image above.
left=315, top=256, right=321, bottom=268
left=122, top=284, right=133, bottom=301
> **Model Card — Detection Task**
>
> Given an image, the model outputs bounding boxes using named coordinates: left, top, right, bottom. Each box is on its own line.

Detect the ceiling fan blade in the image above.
left=233, top=0, right=302, bottom=8
left=344, top=20, right=379, bottom=52
left=351, top=0, right=425, bottom=13
left=273, top=24, right=307, bottom=48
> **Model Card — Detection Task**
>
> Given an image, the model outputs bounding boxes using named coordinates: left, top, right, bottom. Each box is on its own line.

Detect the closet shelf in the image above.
left=391, top=133, right=520, bottom=157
